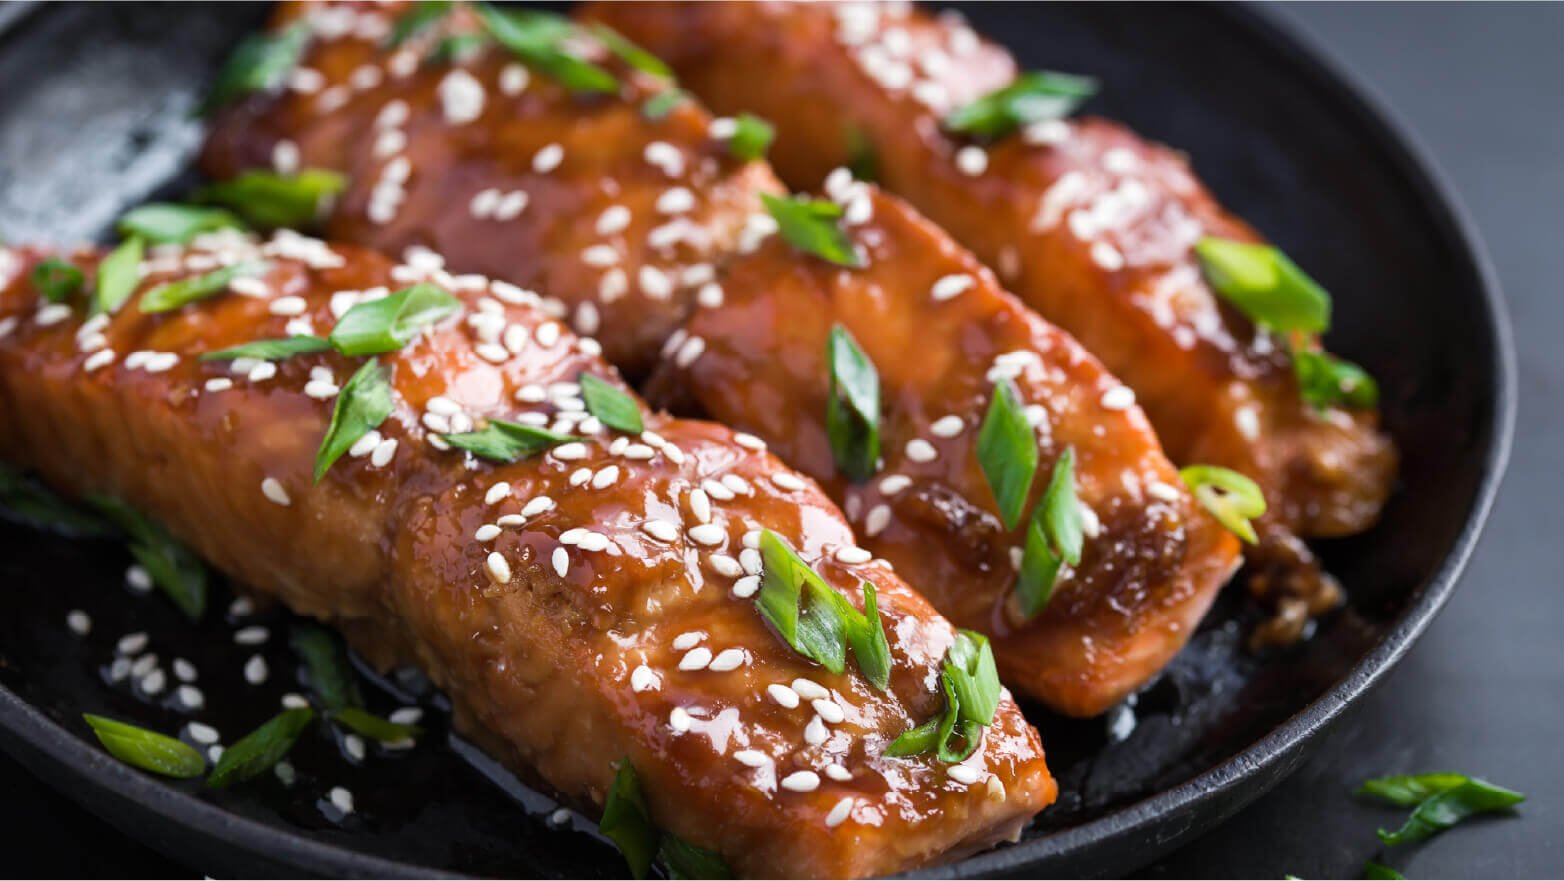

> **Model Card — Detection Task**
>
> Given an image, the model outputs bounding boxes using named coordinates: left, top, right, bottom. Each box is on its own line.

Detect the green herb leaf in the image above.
left=1363, top=862, right=1405, bottom=880
left=290, top=622, right=364, bottom=711
left=1194, top=237, right=1331, bottom=335
left=83, top=714, right=205, bottom=779
left=201, top=20, right=312, bottom=115
left=388, top=0, right=453, bottom=47
left=198, top=169, right=346, bottom=231
left=1295, top=348, right=1379, bottom=410
left=330, top=708, right=421, bottom=742
left=90, top=497, right=207, bottom=619
left=207, top=708, right=316, bottom=788
left=580, top=372, right=644, bottom=433
left=847, top=582, right=892, bottom=692
left=117, top=203, right=246, bottom=245
left=95, top=237, right=145, bottom=315
left=944, top=630, right=1000, bottom=727
left=314, top=359, right=394, bottom=482
left=657, top=834, right=731, bottom=880
left=756, top=529, right=883, bottom=681
left=1179, top=465, right=1266, bottom=545
left=1356, top=772, right=1474, bottom=808
left=328, top=282, right=460, bottom=356
left=0, top=464, right=114, bottom=537
left=727, top=113, right=774, bottom=161
left=443, top=420, right=577, bottom=464
left=977, top=379, right=1038, bottom=530
left=883, top=712, right=943, bottom=758
left=475, top=3, right=618, bottom=94
left=601, top=761, right=659, bottom=880
left=1038, top=447, right=1083, bottom=565
left=139, top=261, right=268, bottom=315
left=1015, top=513, right=1062, bottom=618
left=32, top=258, right=84, bottom=304
left=825, top=323, right=880, bottom=482
left=762, top=192, right=863, bottom=268
left=845, top=126, right=878, bottom=182
left=642, top=87, right=690, bottom=120
left=1377, top=778, right=1525, bottom=846
left=944, top=70, right=1098, bottom=139
left=201, top=335, right=333, bottom=362
left=591, top=23, right=673, bottom=79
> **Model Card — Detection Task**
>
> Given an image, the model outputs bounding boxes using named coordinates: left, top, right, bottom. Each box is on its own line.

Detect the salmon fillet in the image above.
left=0, top=233, right=1055, bottom=878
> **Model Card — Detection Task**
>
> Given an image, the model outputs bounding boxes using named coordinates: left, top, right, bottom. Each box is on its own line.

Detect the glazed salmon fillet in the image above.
left=201, top=1, right=782, bottom=379
left=198, top=0, right=1244, bottom=708
left=649, top=183, right=1241, bottom=717
left=590, top=0, right=1399, bottom=635
left=0, top=233, right=1055, bottom=878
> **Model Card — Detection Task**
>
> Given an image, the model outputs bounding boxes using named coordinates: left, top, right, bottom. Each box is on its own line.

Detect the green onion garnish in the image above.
left=197, top=168, right=346, bottom=231
left=641, top=87, right=690, bottom=121
left=1363, top=862, right=1405, bottom=880
left=330, top=708, right=421, bottom=743
left=90, top=496, right=207, bottom=620
left=83, top=714, right=205, bottom=779
left=290, top=622, right=364, bottom=711
left=825, top=323, right=880, bottom=482
left=328, top=282, right=461, bottom=356
left=944, top=70, right=1098, bottom=139
left=314, top=358, right=393, bottom=482
left=590, top=23, right=673, bottom=80
left=580, top=372, right=644, bottom=433
left=1357, top=772, right=1525, bottom=846
left=207, top=708, right=316, bottom=788
left=201, top=335, right=334, bottom=362
left=117, top=203, right=246, bottom=245
left=1194, top=237, right=1331, bottom=334
left=727, top=113, right=775, bottom=162
left=443, top=419, right=578, bottom=463
left=1014, top=449, right=1083, bottom=617
left=139, top=261, right=269, bottom=314
left=32, top=257, right=84, bottom=304
left=884, top=630, right=998, bottom=762
left=387, top=0, right=453, bottom=48
left=0, top=464, right=114, bottom=538
left=1015, top=513, right=1063, bottom=618
left=1179, top=465, right=1266, bottom=544
left=475, top=4, right=618, bottom=95
left=1295, top=348, right=1379, bottom=410
left=761, top=192, right=864, bottom=268
left=756, top=529, right=891, bottom=690
left=95, top=237, right=144, bottom=315
left=600, top=759, right=732, bottom=880
left=977, top=379, right=1038, bottom=531
left=200, top=19, right=312, bottom=116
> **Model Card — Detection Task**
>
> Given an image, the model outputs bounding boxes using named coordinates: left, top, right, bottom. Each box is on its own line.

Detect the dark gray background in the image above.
left=1, top=2, right=1559, bottom=877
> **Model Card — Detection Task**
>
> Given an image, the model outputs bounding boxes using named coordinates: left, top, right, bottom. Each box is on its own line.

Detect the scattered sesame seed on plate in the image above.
left=244, top=654, right=269, bottom=685
left=234, top=625, right=269, bottom=645
left=65, top=609, right=91, bottom=636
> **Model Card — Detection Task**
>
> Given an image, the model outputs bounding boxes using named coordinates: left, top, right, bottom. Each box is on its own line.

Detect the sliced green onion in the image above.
left=200, top=19, right=312, bottom=115
left=201, top=335, right=333, bottom=362
left=1363, top=862, right=1405, bottom=880
left=1376, top=778, right=1525, bottom=846
left=330, top=708, right=421, bottom=743
left=32, top=258, right=84, bottom=304
left=290, top=622, right=364, bottom=711
left=1295, top=348, right=1379, bottom=411
left=656, top=834, right=731, bottom=880
left=944, top=70, right=1098, bottom=139
left=388, top=0, right=453, bottom=48
left=95, top=237, right=144, bottom=315
left=641, top=87, right=690, bottom=121
left=761, top=192, right=863, bottom=268
left=328, top=282, right=460, bottom=356
left=848, top=582, right=892, bottom=692
left=825, top=323, right=880, bottom=482
left=601, top=761, right=660, bottom=880
left=90, top=496, right=207, bottom=620
left=0, top=464, right=114, bottom=538
left=475, top=3, right=618, bottom=94
left=727, top=113, right=775, bottom=162
left=198, top=168, right=346, bottom=231
left=117, top=203, right=245, bottom=245
left=207, top=708, right=316, bottom=788
left=442, top=420, right=577, bottom=463
left=314, top=359, right=393, bottom=482
left=977, top=379, right=1038, bottom=530
left=83, top=714, right=205, bottom=779
left=590, top=23, right=673, bottom=79
left=943, top=630, right=1000, bottom=728
left=1356, top=772, right=1474, bottom=807
left=1037, top=447, right=1083, bottom=565
left=580, top=372, right=644, bottom=433
left=756, top=529, right=887, bottom=688
left=1194, top=237, right=1331, bottom=335
left=1179, top=465, right=1266, bottom=545
left=1015, top=513, right=1063, bottom=618
left=139, top=261, right=268, bottom=314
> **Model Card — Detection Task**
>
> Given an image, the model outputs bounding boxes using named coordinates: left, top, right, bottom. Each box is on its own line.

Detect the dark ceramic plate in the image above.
left=0, top=2, right=1512, bottom=878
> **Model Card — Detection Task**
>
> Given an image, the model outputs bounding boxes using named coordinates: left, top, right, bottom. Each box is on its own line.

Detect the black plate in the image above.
left=0, top=2, right=1513, bottom=877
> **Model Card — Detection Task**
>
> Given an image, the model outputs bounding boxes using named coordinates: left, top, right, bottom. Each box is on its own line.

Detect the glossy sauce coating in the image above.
left=0, top=235, right=1054, bottom=878
left=589, top=1, right=1398, bottom=627
left=649, top=183, right=1240, bottom=716
left=201, top=1, right=782, bottom=378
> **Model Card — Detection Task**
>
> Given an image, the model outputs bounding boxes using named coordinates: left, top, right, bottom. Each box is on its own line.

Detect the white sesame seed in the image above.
left=370, top=438, right=398, bottom=467
left=732, top=575, right=761, bottom=598
left=131, top=654, right=158, bottom=678
left=177, top=685, right=205, bottom=710
left=244, top=654, right=269, bottom=685
left=804, top=715, right=829, bottom=745
left=484, top=482, right=510, bottom=505
left=930, top=273, right=974, bottom=302
left=668, top=707, right=692, bottom=733
left=739, top=547, right=762, bottom=575
left=117, top=632, right=149, bottom=655
left=1023, top=118, right=1072, bottom=146
left=390, top=707, right=423, bottom=726
left=696, top=282, right=724, bottom=308
left=631, top=665, right=660, bottom=692
left=485, top=551, right=512, bottom=584
left=66, top=610, right=91, bottom=636
left=708, top=648, right=745, bottom=672
left=144, top=352, right=179, bottom=374
left=521, top=496, right=555, bottom=518
left=173, top=658, right=197, bottom=682
left=82, top=349, right=116, bottom=372
left=439, top=68, right=486, bottom=124
left=905, top=439, right=938, bottom=463
left=672, top=631, right=705, bottom=651
left=791, top=678, right=828, bottom=700
left=639, top=265, right=674, bottom=301
left=552, top=546, right=569, bottom=578
left=235, top=625, right=269, bottom=645
left=108, top=658, right=131, bottom=682
left=1091, top=240, right=1125, bottom=272
left=673, top=334, right=704, bottom=367
left=591, top=465, right=620, bottom=490
left=688, top=488, right=712, bottom=524
left=644, top=141, right=684, bottom=177
left=577, top=532, right=611, bottom=552
left=1147, top=480, right=1182, bottom=503
left=734, top=433, right=766, bottom=451
left=1100, top=385, right=1136, bottom=410
left=865, top=504, right=891, bottom=537
left=269, top=295, right=308, bottom=316
left=281, top=693, right=309, bottom=709
left=767, top=683, right=800, bottom=708
left=734, top=749, right=768, bottom=768
left=204, top=377, right=233, bottom=393
left=656, top=187, right=696, bottom=215
left=771, top=472, right=806, bottom=491
left=261, top=477, right=291, bottom=506
left=551, top=442, right=588, bottom=461
left=687, top=523, right=725, bottom=547
left=475, top=524, right=502, bottom=542
left=956, top=145, right=988, bottom=176
left=835, top=546, right=872, bottom=565
left=186, top=722, right=219, bottom=745
left=679, top=647, right=712, bottom=671
left=826, top=797, right=854, bottom=828
left=639, top=519, right=678, bottom=543
left=781, top=771, right=820, bottom=793
left=344, top=733, right=366, bottom=762
left=140, top=669, right=166, bottom=695
left=229, top=596, right=255, bottom=617
left=532, top=143, right=564, bottom=173
left=708, top=554, right=743, bottom=578
left=824, top=763, right=852, bottom=782
left=948, top=764, right=982, bottom=785
left=930, top=415, right=965, bottom=437
left=495, top=190, right=528, bottom=220
left=812, top=698, right=846, bottom=724
left=329, top=786, right=355, bottom=815
left=499, top=63, right=529, bottom=95
left=596, top=205, right=631, bottom=235
left=622, top=443, right=656, bottom=460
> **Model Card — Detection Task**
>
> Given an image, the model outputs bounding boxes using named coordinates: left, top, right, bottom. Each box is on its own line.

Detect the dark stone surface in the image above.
left=0, top=2, right=1557, bottom=877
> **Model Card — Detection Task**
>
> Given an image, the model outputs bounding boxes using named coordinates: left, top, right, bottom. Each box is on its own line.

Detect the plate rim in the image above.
left=0, top=2, right=1516, bottom=878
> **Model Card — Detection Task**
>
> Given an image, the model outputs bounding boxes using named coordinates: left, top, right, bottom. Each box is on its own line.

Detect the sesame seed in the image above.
left=82, top=350, right=116, bottom=372
left=370, top=438, right=398, bottom=467
left=329, top=786, right=355, bottom=815
left=734, top=433, right=766, bottom=451
left=734, top=749, right=768, bottom=767
left=639, top=265, right=674, bottom=301
left=791, top=678, right=828, bottom=700
left=499, top=63, right=529, bottom=95
left=826, top=797, right=854, bottom=828
left=701, top=478, right=735, bottom=501
left=696, top=282, right=724, bottom=308
left=439, top=68, right=486, bottom=124
left=1100, top=385, right=1136, bottom=410
left=177, top=685, right=205, bottom=710
left=485, top=552, right=512, bottom=584
left=781, top=771, right=820, bottom=793
left=739, top=548, right=762, bottom=575
left=577, top=532, right=611, bottom=552
left=591, top=465, right=620, bottom=490
left=956, top=145, right=988, bottom=176
left=596, top=205, right=631, bottom=235
left=771, top=472, right=806, bottom=491
left=173, top=658, right=197, bottom=682
left=948, top=765, right=982, bottom=785
left=282, top=693, right=310, bottom=709
left=644, top=141, right=684, bottom=177
left=708, top=554, right=743, bottom=578
left=140, top=669, right=166, bottom=695
left=767, top=683, right=800, bottom=708
left=484, top=482, right=510, bottom=505
left=532, top=143, right=564, bottom=173
left=631, top=665, right=660, bottom=692
left=679, top=647, right=713, bottom=671
left=1091, top=240, right=1125, bottom=271
left=235, top=625, right=269, bottom=646
left=390, top=707, right=423, bottom=726
left=622, top=443, right=655, bottom=460
left=131, top=654, right=158, bottom=678
left=689, top=488, right=712, bottom=523
left=930, top=273, right=973, bottom=302
left=930, top=415, right=965, bottom=437
left=261, top=477, right=291, bottom=506
left=205, top=377, right=233, bottom=393
left=552, top=442, right=588, bottom=461
left=656, top=187, right=696, bottom=215
left=732, top=575, right=760, bottom=598
left=186, top=722, right=219, bottom=745
left=668, top=707, right=692, bottom=733
left=834, top=546, right=872, bottom=565
left=1147, top=480, right=1182, bottom=503
left=229, top=596, right=255, bottom=617
left=709, top=649, right=745, bottom=672
left=269, top=295, right=308, bottom=316
left=804, top=716, right=828, bottom=745
left=66, top=610, right=91, bottom=636
left=495, top=190, right=528, bottom=220
left=1023, top=118, right=1072, bottom=146
left=475, top=524, right=501, bottom=542
left=552, top=547, right=569, bottom=578
left=824, top=763, right=852, bottom=782
left=905, top=439, right=937, bottom=463
left=865, top=504, right=891, bottom=537
left=673, top=334, right=704, bottom=367
left=812, top=698, right=846, bottom=724
left=344, top=733, right=366, bottom=762
left=117, top=632, right=149, bottom=655
left=244, top=654, right=269, bottom=685
left=687, top=523, right=725, bottom=546
left=521, top=496, right=555, bottom=518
